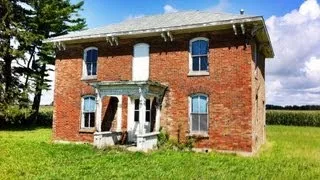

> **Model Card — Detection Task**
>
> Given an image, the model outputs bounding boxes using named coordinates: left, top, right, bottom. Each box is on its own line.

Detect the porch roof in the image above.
left=90, top=80, right=167, bottom=98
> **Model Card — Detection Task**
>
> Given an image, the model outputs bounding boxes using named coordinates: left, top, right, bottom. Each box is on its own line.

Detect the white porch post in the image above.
left=139, top=88, right=146, bottom=135
left=95, top=90, right=102, bottom=132
left=155, top=103, right=161, bottom=132
left=116, top=95, right=123, bottom=132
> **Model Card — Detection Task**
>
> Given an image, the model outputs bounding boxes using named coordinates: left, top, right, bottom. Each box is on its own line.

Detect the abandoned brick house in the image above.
left=47, top=11, right=274, bottom=154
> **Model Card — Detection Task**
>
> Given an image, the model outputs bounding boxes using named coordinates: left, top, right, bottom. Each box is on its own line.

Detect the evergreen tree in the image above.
left=25, top=0, right=86, bottom=123
left=0, top=0, right=34, bottom=105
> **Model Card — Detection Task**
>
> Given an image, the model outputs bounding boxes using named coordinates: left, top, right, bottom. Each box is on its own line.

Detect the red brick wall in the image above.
left=149, top=33, right=253, bottom=152
left=54, top=32, right=259, bottom=152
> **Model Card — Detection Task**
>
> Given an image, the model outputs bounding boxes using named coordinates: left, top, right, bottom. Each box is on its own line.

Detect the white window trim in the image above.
left=82, top=47, right=98, bottom=80
left=80, top=95, right=96, bottom=129
left=188, top=94, right=209, bottom=135
left=188, top=37, right=210, bottom=76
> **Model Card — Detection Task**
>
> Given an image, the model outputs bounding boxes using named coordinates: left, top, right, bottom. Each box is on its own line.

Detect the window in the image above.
left=83, top=47, right=98, bottom=77
left=82, top=96, right=96, bottom=128
left=134, top=99, right=151, bottom=122
left=190, top=94, right=208, bottom=133
left=189, top=38, right=209, bottom=73
left=133, top=43, right=150, bottom=81
left=134, top=99, right=140, bottom=122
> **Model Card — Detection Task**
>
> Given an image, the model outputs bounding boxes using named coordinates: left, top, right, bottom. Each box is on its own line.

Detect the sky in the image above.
left=41, top=0, right=320, bottom=106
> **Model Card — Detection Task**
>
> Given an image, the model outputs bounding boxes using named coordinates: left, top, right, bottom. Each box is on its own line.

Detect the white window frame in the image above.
left=188, top=37, right=210, bottom=76
left=81, top=95, right=96, bottom=129
left=82, top=47, right=98, bottom=80
left=188, top=94, right=209, bottom=134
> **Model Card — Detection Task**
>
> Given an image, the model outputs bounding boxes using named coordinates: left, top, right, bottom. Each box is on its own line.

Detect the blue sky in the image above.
left=42, top=0, right=320, bottom=105
left=72, top=0, right=304, bottom=28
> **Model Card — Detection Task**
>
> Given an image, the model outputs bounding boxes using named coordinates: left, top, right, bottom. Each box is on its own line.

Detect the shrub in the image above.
left=1, top=105, right=32, bottom=125
left=157, top=128, right=194, bottom=150
left=37, top=109, right=53, bottom=126
left=266, top=110, right=320, bottom=127
left=0, top=105, right=53, bottom=128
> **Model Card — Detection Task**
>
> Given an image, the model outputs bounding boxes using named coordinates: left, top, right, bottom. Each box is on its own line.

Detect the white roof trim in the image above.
left=45, top=16, right=263, bottom=43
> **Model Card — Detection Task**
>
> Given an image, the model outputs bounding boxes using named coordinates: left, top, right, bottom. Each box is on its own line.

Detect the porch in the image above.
left=90, top=80, right=167, bottom=151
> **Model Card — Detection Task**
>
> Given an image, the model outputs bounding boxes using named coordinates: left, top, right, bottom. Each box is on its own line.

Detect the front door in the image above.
left=129, top=98, right=152, bottom=143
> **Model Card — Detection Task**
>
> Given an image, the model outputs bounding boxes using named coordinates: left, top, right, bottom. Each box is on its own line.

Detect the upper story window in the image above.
left=81, top=96, right=96, bottom=129
left=132, top=43, right=150, bottom=81
left=83, top=47, right=98, bottom=78
left=189, top=94, right=208, bottom=134
left=189, top=37, right=209, bottom=75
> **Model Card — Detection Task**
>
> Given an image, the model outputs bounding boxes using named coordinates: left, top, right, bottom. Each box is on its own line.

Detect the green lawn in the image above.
left=0, top=126, right=319, bottom=179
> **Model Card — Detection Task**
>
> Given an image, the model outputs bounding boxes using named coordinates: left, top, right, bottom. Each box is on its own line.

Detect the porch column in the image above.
left=138, top=88, right=146, bottom=135
left=116, top=95, right=123, bottom=132
left=95, top=90, right=102, bottom=132
left=155, top=104, right=161, bottom=132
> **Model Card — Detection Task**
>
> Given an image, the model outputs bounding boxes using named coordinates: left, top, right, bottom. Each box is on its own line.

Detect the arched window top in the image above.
left=190, top=37, right=209, bottom=43
left=190, top=94, right=208, bottom=113
left=84, top=47, right=98, bottom=62
left=83, top=95, right=96, bottom=112
left=84, top=46, right=98, bottom=51
left=190, top=37, right=209, bottom=56
left=133, top=43, right=149, bottom=58
left=134, top=43, right=149, bottom=48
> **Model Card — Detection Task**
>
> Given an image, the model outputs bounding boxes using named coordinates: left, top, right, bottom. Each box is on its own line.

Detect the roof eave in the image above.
left=44, top=16, right=263, bottom=43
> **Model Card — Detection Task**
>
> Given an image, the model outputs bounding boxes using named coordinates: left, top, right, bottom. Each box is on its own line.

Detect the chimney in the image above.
left=240, top=9, right=244, bottom=15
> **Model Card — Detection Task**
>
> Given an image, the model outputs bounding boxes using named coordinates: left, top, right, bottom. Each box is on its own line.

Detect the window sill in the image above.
left=79, top=128, right=96, bottom=133
left=187, top=71, right=209, bottom=77
left=81, top=75, right=97, bottom=81
left=187, top=132, right=209, bottom=138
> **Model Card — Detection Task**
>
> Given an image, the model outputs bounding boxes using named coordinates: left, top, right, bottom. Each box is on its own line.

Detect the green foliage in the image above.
left=157, top=128, right=194, bottom=150
left=157, top=128, right=170, bottom=147
left=266, top=110, right=320, bottom=127
left=0, top=105, right=53, bottom=127
left=1, top=105, right=32, bottom=125
left=0, top=126, right=319, bottom=179
left=0, top=0, right=86, bottom=117
left=36, top=106, right=53, bottom=126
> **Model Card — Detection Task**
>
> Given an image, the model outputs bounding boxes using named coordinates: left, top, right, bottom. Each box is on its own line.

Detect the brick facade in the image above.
left=53, top=31, right=266, bottom=153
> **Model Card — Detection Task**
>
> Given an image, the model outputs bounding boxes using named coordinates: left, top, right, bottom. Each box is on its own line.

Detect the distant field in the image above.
left=39, top=105, right=53, bottom=112
left=0, top=126, right=319, bottom=179
left=267, top=110, right=320, bottom=127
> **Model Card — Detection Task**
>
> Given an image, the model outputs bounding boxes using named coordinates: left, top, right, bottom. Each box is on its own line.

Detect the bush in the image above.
left=266, top=110, right=320, bottom=127
left=37, top=109, right=53, bottom=126
left=1, top=105, right=32, bottom=125
left=0, top=105, right=53, bottom=128
left=157, top=128, right=194, bottom=150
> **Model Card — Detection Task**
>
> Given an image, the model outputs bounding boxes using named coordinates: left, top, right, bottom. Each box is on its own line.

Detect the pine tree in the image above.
left=0, top=0, right=34, bottom=105
left=25, top=0, right=86, bottom=123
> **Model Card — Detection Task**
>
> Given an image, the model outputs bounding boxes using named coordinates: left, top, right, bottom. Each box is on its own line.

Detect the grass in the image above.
left=0, top=126, right=319, bottom=179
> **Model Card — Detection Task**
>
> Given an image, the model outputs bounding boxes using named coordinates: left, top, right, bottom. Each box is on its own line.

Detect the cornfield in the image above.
left=266, top=110, right=320, bottom=127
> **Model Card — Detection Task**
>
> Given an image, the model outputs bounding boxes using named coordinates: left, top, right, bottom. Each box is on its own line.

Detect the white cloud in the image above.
left=266, top=0, right=320, bottom=105
left=163, top=4, right=178, bottom=13
left=207, top=0, right=230, bottom=12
